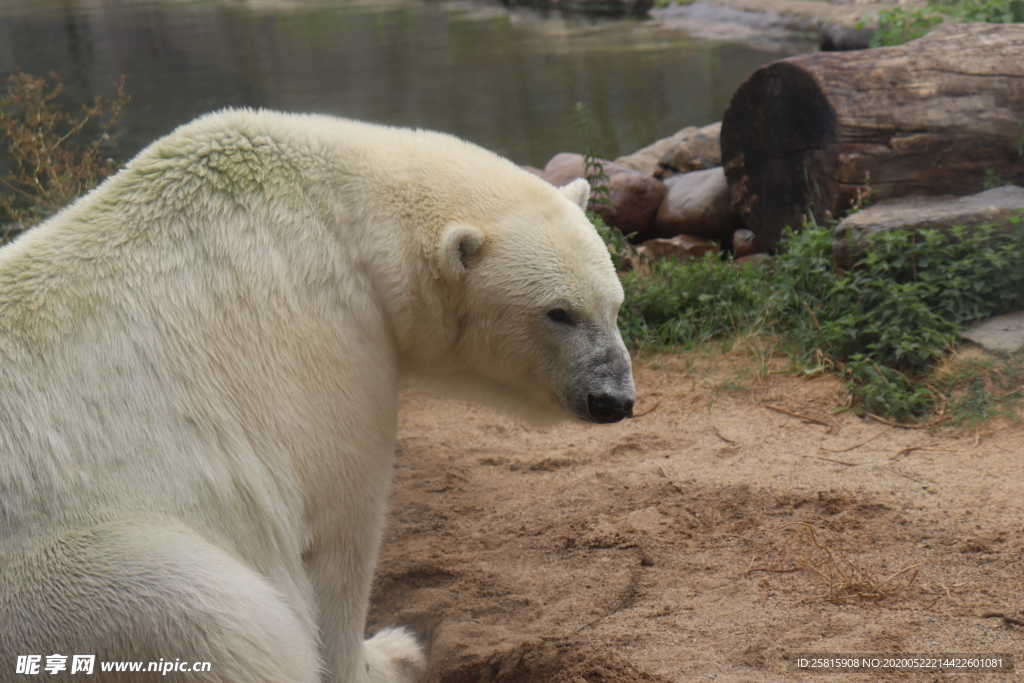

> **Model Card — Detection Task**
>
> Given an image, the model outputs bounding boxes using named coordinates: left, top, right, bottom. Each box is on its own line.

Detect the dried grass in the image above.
left=749, top=521, right=920, bottom=604
left=0, top=71, right=129, bottom=241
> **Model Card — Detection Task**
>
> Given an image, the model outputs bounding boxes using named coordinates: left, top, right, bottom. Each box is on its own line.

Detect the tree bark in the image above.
left=721, top=23, right=1024, bottom=251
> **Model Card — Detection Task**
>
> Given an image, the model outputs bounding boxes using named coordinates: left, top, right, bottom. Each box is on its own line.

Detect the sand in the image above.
left=369, top=347, right=1024, bottom=681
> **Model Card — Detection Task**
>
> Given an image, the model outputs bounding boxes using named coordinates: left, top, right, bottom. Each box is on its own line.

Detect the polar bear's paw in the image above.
left=364, top=627, right=426, bottom=683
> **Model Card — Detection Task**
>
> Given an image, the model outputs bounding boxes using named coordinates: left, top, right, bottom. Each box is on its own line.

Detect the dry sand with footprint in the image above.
left=370, top=348, right=1024, bottom=681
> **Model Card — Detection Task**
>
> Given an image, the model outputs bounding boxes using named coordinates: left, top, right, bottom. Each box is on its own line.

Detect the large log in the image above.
left=721, top=23, right=1024, bottom=251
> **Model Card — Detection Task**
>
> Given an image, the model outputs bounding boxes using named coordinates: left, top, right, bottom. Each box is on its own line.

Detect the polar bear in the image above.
left=0, top=110, right=634, bottom=682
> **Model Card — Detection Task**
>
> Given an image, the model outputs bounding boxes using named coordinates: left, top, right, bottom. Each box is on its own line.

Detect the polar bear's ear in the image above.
left=438, top=223, right=485, bottom=280
left=559, top=178, right=591, bottom=210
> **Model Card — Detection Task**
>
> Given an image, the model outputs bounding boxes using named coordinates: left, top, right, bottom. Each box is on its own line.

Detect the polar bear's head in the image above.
left=430, top=177, right=634, bottom=425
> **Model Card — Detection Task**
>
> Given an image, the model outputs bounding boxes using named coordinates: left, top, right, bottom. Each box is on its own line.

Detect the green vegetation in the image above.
left=0, top=71, right=129, bottom=242
left=936, top=350, right=1024, bottom=425
left=652, top=0, right=696, bottom=8
left=865, top=0, right=1024, bottom=46
left=598, top=216, right=1024, bottom=423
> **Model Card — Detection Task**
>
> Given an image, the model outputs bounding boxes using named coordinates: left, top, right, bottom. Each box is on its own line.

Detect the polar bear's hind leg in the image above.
left=1, top=521, right=321, bottom=683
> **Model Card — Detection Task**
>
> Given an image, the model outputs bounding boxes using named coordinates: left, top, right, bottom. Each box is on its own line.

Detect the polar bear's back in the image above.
left=0, top=109, right=576, bottom=559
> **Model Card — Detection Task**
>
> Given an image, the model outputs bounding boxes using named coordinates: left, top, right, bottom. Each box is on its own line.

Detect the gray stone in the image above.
left=657, top=122, right=722, bottom=177
left=612, top=123, right=699, bottom=175
left=650, top=2, right=814, bottom=45
left=961, top=311, right=1024, bottom=354
left=833, top=185, right=1024, bottom=267
left=615, top=128, right=696, bottom=176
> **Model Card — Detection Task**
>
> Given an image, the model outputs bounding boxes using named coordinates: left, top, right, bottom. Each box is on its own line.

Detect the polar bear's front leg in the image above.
left=308, top=541, right=426, bottom=683
left=363, top=627, right=427, bottom=682
left=304, top=447, right=425, bottom=683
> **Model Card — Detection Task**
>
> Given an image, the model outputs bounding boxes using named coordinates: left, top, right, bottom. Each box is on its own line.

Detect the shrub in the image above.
left=769, top=221, right=1024, bottom=420
left=865, top=0, right=1024, bottom=47
left=601, top=217, right=1024, bottom=422
left=0, top=71, right=129, bottom=242
left=618, top=254, right=769, bottom=349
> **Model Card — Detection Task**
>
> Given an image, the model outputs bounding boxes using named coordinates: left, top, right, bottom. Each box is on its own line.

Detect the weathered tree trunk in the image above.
left=721, top=23, right=1024, bottom=251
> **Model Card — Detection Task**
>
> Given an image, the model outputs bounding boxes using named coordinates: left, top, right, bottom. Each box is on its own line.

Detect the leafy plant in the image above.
left=592, top=212, right=634, bottom=272
left=572, top=100, right=613, bottom=211
left=866, top=6, right=945, bottom=46
left=597, top=215, right=1024, bottom=422
left=944, top=0, right=1024, bottom=22
left=864, top=0, right=1024, bottom=46
left=617, top=253, right=769, bottom=350
left=0, top=71, right=129, bottom=242
left=768, top=222, right=1024, bottom=420
left=573, top=100, right=634, bottom=270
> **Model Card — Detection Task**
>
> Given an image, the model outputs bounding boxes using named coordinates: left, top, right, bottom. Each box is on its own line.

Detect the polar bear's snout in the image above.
left=567, top=334, right=635, bottom=424
left=587, top=391, right=634, bottom=423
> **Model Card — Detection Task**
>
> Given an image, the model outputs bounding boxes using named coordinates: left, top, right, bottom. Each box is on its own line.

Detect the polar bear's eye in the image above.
left=547, top=308, right=573, bottom=325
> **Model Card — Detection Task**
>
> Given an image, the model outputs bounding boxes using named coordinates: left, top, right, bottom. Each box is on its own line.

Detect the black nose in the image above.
left=587, top=393, right=634, bottom=423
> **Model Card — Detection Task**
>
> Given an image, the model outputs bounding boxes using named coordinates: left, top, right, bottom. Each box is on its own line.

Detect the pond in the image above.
left=0, top=0, right=816, bottom=168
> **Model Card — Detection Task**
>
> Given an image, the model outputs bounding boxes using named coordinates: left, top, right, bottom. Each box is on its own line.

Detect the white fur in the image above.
left=0, top=109, right=632, bottom=682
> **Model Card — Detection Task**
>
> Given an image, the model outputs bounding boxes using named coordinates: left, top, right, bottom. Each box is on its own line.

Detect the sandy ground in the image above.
left=369, top=346, right=1024, bottom=681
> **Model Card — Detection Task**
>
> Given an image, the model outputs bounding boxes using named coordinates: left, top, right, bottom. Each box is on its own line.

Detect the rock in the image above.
left=542, top=153, right=589, bottom=187
left=614, top=121, right=721, bottom=178
left=657, top=122, right=721, bottom=177
left=961, top=311, right=1024, bottom=354
left=650, top=2, right=815, bottom=44
left=653, top=167, right=735, bottom=241
left=542, top=153, right=666, bottom=239
left=834, top=185, right=1024, bottom=268
left=635, top=234, right=718, bottom=263
left=732, top=228, right=758, bottom=258
left=735, top=252, right=771, bottom=266
left=819, top=24, right=873, bottom=51
left=505, top=0, right=652, bottom=16
left=615, top=129, right=693, bottom=176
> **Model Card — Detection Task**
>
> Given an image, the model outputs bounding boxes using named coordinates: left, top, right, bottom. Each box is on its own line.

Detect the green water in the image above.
left=0, top=0, right=815, bottom=167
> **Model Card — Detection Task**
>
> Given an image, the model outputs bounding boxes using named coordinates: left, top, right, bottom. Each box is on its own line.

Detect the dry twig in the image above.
left=982, top=612, right=1024, bottom=628
left=764, top=404, right=835, bottom=430
left=821, top=432, right=884, bottom=453
left=632, top=400, right=660, bottom=419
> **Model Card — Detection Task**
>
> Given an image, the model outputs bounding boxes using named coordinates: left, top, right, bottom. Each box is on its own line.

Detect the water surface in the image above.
left=0, top=0, right=816, bottom=167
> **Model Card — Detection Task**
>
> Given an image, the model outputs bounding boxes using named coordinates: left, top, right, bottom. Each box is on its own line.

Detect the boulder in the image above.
left=833, top=185, right=1024, bottom=267
left=616, top=123, right=722, bottom=178
left=504, top=0, right=652, bottom=16
left=615, top=131, right=688, bottom=176
left=657, top=121, right=721, bottom=177
left=732, top=228, right=758, bottom=258
left=961, top=311, right=1024, bottom=355
left=635, top=234, right=718, bottom=263
left=650, top=2, right=812, bottom=44
left=541, top=153, right=589, bottom=188
left=735, top=252, right=771, bottom=266
left=653, top=167, right=735, bottom=241
left=819, top=24, right=874, bottom=51
left=542, top=153, right=666, bottom=240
